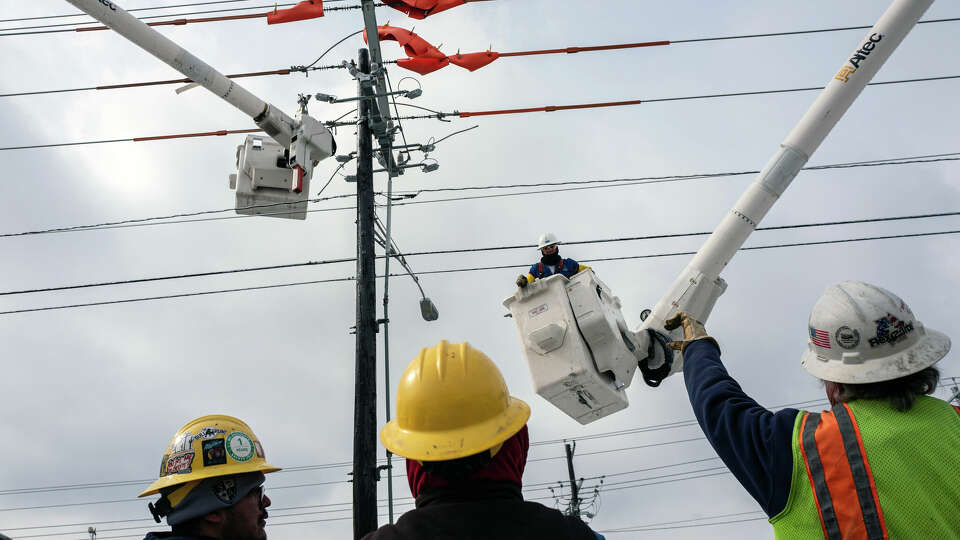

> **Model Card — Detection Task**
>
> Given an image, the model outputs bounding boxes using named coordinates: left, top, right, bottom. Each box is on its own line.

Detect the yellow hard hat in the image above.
left=138, top=415, right=281, bottom=498
left=381, top=340, right=531, bottom=461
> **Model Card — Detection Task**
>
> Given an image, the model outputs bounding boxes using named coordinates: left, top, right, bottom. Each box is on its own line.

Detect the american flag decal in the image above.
left=811, top=328, right=832, bottom=348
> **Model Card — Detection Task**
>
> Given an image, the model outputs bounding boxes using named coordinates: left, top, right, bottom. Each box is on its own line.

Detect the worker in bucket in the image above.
left=363, top=340, right=606, bottom=540
left=665, top=281, right=960, bottom=538
left=516, top=232, right=590, bottom=288
left=139, top=415, right=281, bottom=540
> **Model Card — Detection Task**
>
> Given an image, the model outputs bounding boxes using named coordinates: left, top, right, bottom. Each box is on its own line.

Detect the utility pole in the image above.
left=87, top=527, right=96, bottom=540
left=353, top=47, right=378, bottom=539
left=564, top=441, right=581, bottom=517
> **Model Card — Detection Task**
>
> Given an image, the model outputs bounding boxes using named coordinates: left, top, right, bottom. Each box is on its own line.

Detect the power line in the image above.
left=4, top=16, right=959, bottom=91
left=0, top=63, right=356, bottom=98
left=0, top=193, right=355, bottom=238
left=0, top=258, right=353, bottom=296
left=0, top=1, right=269, bottom=24
left=1, top=151, right=957, bottom=238
left=600, top=509, right=764, bottom=533
left=672, top=16, right=960, bottom=43
left=11, top=386, right=958, bottom=532
left=0, top=394, right=835, bottom=499
left=0, top=128, right=263, bottom=151
left=6, top=74, right=957, bottom=152
left=395, top=74, right=960, bottom=120
left=1, top=211, right=957, bottom=298
left=0, top=1, right=359, bottom=36
left=600, top=514, right=767, bottom=534
left=0, top=228, right=957, bottom=316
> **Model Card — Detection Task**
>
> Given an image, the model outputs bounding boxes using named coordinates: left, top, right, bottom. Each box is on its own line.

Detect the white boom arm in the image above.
left=64, top=0, right=298, bottom=144
left=64, top=0, right=336, bottom=219
left=637, top=0, right=934, bottom=378
left=507, top=0, right=934, bottom=424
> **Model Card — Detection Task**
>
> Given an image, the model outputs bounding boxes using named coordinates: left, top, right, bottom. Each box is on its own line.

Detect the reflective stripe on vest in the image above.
left=798, top=405, right=888, bottom=540
left=955, top=405, right=960, bottom=416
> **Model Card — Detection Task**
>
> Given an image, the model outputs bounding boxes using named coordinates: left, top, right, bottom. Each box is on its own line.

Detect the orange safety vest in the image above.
left=797, top=403, right=960, bottom=540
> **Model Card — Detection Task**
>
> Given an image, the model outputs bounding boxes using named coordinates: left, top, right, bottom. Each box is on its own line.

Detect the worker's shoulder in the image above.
left=364, top=499, right=597, bottom=539
left=361, top=524, right=406, bottom=540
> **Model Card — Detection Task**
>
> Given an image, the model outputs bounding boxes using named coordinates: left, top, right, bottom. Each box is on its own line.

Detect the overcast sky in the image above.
left=1, top=1, right=958, bottom=539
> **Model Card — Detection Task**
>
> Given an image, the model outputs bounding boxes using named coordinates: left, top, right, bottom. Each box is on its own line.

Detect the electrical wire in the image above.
left=295, top=28, right=364, bottom=71
left=6, top=73, right=957, bottom=151
left=0, top=128, right=263, bottom=151
left=394, top=74, right=960, bottom=121
left=0, top=395, right=830, bottom=500
left=1, top=151, right=955, bottom=237
left=0, top=1, right=359, bottom=36
left=601, top=515, right=768, bottom=534
left=0, top=65, right=351, bottom=98
left=1, top=211, right=956, bottom=297
left=410, top=151, right=960, bottom=195
left=0, top=193, right=353, bottom=239
left=672, top=16, right=960, bottom=43
left=4, top=387, right=951, bottom=533
left=0, top=228, right=957, bottom=316
left=0, top=1, right=275, bottom=24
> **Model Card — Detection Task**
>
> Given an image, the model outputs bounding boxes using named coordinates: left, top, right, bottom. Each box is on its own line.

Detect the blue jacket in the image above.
left=526, top=258, right=586, bottom=280
left=681, top=340, right=799, bottom=517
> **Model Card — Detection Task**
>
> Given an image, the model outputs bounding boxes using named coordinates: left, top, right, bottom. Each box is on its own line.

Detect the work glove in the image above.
left=516, top=275, right=528, bottom=288
left=663, top=312, right=719, bottom=354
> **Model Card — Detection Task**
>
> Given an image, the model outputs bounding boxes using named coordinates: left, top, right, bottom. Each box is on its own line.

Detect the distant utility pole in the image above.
left=564, top=441, right=581, bottom=517
left=352, top=47, right=379, bottom=540
left=87, top=527, right=96, bottom=540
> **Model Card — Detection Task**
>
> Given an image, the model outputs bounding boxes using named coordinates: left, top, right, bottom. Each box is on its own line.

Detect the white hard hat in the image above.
left=537, top=232, right=560, bottom=250
left=801, top=281, right=950, bottom=384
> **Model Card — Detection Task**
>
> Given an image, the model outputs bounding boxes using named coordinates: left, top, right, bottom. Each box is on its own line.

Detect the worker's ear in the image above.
left=201, top=508, right=228, bottom=526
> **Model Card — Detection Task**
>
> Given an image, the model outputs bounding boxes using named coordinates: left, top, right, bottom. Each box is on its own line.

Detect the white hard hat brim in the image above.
left=801, top=327, right=951, bottom=384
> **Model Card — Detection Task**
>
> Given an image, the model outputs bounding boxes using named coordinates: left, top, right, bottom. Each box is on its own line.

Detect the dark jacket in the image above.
left=682, top=339, right=802, bottom=517
left=362, top=482, right=601, bottom=540
left=143, top=533, right=215, bottom=540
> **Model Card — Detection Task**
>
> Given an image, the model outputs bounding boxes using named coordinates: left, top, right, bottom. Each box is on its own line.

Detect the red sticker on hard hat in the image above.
left=226, top=432, right=255, bottom=462
left=166, top=452, right=195, bottom=475
left=202, top=438, right=227, bottom=467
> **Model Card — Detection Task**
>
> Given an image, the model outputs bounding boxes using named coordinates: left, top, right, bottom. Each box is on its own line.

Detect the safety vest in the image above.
left=535, top=259, right=565, bottom=278
left=771, top=397, right=960, bottom=539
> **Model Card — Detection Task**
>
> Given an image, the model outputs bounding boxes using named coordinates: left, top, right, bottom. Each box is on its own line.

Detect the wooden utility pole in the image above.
left=352, top=47, right=379, bottom=539
left=564, top=441, right=581, bottom=517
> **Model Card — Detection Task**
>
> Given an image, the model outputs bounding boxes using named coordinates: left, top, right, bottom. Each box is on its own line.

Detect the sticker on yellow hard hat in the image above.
left=202, top=439, right=227, bottom=467
left=165, top=452, right=195, bottom=475
left=226, top=432, right=255, bottom=462
left=171, top=427, right=227, bottom=454
left=139, top=415, right=282, bottom=499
